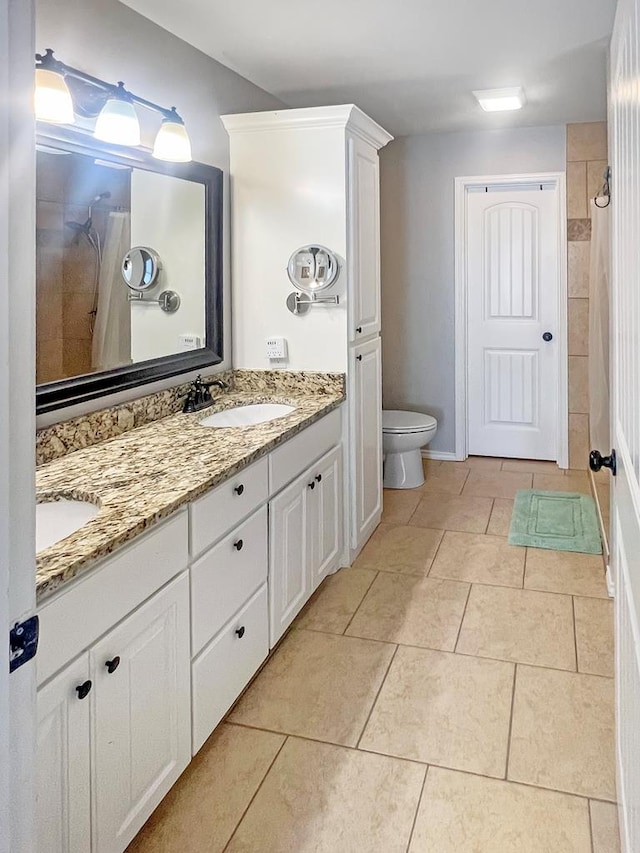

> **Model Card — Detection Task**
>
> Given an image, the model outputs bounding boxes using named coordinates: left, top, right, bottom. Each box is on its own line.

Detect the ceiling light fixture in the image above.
left=34, top=49, right=192, bottom=162
left=473, top=87, right=526, bottom=112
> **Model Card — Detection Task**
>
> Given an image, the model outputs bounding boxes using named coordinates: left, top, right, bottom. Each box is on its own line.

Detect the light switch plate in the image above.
left=266, top=337, right=288, bottom=360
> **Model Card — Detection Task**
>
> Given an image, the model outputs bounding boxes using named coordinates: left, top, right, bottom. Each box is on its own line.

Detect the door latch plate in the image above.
left=9, top=615, right=39, bottom=673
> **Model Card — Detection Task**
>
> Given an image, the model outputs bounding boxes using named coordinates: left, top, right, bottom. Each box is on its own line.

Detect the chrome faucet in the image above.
left=183, top=375, right=229, bottom=413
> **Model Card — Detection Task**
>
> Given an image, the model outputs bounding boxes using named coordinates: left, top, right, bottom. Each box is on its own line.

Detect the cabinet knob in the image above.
left=235, top=626, right=245, bottom=638
left=308, top=481, right=316, bottom=490
left=589, top=448, right=617, bottom=476
left=105, top=656, right=120, bottom=674
left=75, top=680, right=92, bottom=700
left=234, top=484, right=244, bottom=496
left=356, top=326, right=363, bottom=333
left=356, top=354, right=363, bottom=361
left=233, top=539, right=244, bottom=551
left=315, top=474, right=322, bottom=483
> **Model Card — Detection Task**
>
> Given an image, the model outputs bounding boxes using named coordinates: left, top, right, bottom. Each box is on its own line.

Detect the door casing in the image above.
left=454, top=172, right=568, bottom=465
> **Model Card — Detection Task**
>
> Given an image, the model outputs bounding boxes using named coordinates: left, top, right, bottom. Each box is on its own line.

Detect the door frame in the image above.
left=454, top=172, right=568, bottom=466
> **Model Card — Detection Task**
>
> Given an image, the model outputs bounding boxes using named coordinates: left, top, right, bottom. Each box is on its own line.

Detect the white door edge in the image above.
left=454, top=172, right=568, bottom=466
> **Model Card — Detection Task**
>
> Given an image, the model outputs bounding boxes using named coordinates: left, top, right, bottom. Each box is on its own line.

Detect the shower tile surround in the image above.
left=35, top=369, right=345, bottom=600
left=566, top=122, right=607, bottom=470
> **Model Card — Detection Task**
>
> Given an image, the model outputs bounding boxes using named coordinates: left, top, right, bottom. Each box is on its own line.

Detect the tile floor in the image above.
left=127, top=457, right=620, bottom=853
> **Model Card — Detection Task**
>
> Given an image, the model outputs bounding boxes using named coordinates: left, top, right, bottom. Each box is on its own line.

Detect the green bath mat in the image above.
left=509, top=490, right=602, bottom=554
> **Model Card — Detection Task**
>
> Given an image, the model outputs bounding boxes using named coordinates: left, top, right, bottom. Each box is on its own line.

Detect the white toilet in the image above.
left=382, top=410, right=438, bottom=489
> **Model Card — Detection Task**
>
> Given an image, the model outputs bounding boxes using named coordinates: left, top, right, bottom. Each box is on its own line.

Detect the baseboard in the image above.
left=421, top=449, right=458, bottom=462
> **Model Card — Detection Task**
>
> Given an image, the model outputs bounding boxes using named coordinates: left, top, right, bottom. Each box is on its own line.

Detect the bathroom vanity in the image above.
left=34, top=377, right=344, bottom=853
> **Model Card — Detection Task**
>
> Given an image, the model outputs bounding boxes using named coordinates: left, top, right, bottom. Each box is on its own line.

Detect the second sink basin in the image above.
left=36, top=498, right=100, bottom=553
left=199, top=403, right=295, bottom=428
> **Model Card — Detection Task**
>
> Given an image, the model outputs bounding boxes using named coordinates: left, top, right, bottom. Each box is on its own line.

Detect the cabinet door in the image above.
left=90, top=573, right=190, bottom=853
left=348, top=135, right=381, bottom=341
left=309, top=445, right=343, bottom=591
left=350, top=337, right=383, bottom=551
left=269, top=475, right=309, bottom=646
left=36, top=655, right=91, bottom=853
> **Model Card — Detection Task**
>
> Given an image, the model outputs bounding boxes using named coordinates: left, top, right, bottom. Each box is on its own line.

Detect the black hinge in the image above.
left=9, top=615, right=39, bottom=673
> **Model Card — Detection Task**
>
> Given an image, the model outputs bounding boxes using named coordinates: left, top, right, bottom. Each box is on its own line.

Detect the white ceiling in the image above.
left=121, top=0, right=617, bottom=136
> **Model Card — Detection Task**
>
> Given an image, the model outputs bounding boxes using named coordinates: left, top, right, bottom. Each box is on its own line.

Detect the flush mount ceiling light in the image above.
left=473, top=87, right=526, bottom=112
left=34, top=49, right=192, bottom=162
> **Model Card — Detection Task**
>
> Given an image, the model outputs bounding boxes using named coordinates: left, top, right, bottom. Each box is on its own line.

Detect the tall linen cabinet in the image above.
left=222, top=106, right=392, bottom=560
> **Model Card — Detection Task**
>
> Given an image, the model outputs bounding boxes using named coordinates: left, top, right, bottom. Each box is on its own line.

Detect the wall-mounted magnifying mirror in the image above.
left=287, top=245, right=339, bottom=293
left=122, top=246, right=162, bottom=291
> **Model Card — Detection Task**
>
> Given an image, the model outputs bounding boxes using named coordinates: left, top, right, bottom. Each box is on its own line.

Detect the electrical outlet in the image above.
left=266, top=337, right=288, bottom=360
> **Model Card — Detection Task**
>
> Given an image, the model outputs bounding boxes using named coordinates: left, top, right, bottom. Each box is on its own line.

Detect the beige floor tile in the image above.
left=346, top=573, right=469, bottom=651
left=381, top=489, right=422, bottom=524
left=525, top=548, right=608, bottom=598
left=226, top=738, right=425, bottom=853
left=440, top=456, right=505, bottom=471
left=354, top=523, right=443, bottom=575
left=508, top=666, right=616, bottom=800
left=409, top=493, right=493, bottom=533
left=360, top=646, right=513, bottom=777
left=429, top=531, right=525, bottom=588
left=590, top=800, right=621, bottom=853
left=420, top=466, right=469, bottom=495
left=486, top=498, right=513, bottom=536
left=228, top=629, right=395, bottom=746
left=422, top=458, right=442, bottom=476
left=462, top=470, right=533, bottom=499
left=408, top=767, right=591, bottom=853
left=501, top=459, right=562, bottom=474
left=295, top=567, right=377, bottom=634
left=533, top=472, right=591, bottom=494
left=456, top=585, right=576, bottom=670
left=126, top=723, right=285, bottom=853
left=574, top=596, right=614, bottom=677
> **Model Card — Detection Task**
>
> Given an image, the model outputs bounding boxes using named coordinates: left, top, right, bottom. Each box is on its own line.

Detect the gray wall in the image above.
left=379, top=125, right=566, bottom=454
left=36, top=0, right=284, bottom=425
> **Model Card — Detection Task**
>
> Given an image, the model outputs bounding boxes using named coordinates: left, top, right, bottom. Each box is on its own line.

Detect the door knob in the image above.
left=235, top=626, right=245, bottom=638
left=75, top=680, right=92, bottom=700
left=589, top=449, right=617, bottom=476
left=105, top=656, right=120, bottom=674
left=233, top=539, right=244, bottom=551
left=542, top=332, right=553, bottom=342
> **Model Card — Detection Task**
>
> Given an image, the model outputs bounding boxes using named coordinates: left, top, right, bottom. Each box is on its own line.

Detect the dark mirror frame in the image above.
left=35, top=123, right=223, bottom=415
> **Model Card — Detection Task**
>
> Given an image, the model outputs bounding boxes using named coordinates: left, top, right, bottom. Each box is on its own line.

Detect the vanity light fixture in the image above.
left=473, top=87, right=526, bottom=112
left=34, top=49, right=193, bottom=162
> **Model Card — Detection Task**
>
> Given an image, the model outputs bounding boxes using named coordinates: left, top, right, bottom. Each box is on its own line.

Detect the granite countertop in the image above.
left=36, top=386, right=345, bottom=602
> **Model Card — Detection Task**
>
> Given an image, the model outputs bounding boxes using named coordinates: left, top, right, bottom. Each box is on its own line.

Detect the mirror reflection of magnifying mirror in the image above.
left=287, top=245, right=339, bottom=293
left=122, top=246, right=162, bottom=291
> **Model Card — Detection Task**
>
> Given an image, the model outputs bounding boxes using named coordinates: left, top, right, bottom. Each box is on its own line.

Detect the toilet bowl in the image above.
left=382, top=410, right=438, bottom=489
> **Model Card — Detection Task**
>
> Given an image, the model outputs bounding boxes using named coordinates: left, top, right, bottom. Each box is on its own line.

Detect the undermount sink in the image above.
left=36, top=498, right=100, bottom=553
left=199, top=403, right=296, bottom=428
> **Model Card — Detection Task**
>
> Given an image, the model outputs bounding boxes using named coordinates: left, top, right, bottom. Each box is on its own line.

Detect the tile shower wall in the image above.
left=566, top=122, right=608, bottom=469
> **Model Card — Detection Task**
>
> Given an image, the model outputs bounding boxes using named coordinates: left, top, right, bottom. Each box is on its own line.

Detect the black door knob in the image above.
left=235, top=626, right=245, bottom=638
left=356, top=354, right=363, bottom=361
left=105, top=656, right=120, bottom=674
left=356, top=326, right=362, bottom=333
left=542, top=332, right=553, bottom=342
left=233, top=539, right=244, bottom=551
left=75, top=680, right=92, bottom=700
left=308, top=481, right=316, bottom=490
left=234, top=484, right=244, bottom=496
left=589, top=449, right=617, bottom=476
left=315, top=474, right=322, bottom=483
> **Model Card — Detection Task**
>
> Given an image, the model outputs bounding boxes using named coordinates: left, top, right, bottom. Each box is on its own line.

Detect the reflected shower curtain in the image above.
left=589, top=199, right=610, bottom=452
left=91, top=211, right=131, bottom=372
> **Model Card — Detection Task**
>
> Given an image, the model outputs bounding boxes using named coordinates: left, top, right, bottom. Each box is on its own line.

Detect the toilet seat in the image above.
left=382, top=410, right=437, bottom=434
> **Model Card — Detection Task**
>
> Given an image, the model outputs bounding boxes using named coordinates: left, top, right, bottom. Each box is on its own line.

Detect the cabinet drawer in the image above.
left=269, top=408, right=342, bottom=495
left=191, top=583, right=269, bottom=754
left=190, top=457, right=268, bottom=558
left=191, top=506, right=268, bottom=656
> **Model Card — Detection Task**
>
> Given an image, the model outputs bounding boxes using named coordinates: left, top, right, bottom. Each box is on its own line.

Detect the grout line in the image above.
left=484, top=498, right=495, bottom=534
left=425, top=529, right=447, bottom=577
left=504, top=663, right=519, bottom=781
left=571, top=595, right=580, bottom=673
left=404, top=764, right=429, bottom=853
left=221, top=734, right=289, bottom=853
left=588, top=799, right=596, bottom=853
left=453, top=583, right=473, bottom=652
left=355, top=643, right=399, bottom=749
left=342, top=570, right=379, bottom=635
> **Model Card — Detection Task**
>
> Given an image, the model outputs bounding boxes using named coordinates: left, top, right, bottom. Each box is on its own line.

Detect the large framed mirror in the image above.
left=35, top=124, right=223, bottom=414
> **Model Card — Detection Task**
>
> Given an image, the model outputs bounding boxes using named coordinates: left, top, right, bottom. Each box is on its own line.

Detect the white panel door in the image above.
left=269, top=474, right=309, bottom=646
left=36, top=656, right=91, bottom=853
left=610, top=3, right=640, bottom=848
left=309, top=445, right=343, bottom=591
left=91, top=573, right=191, bottom=853
left=467, top=185, right=561, bottom=459
left=350, top=337, right=382, bottom=550
left=348, top=136, right=381, bottom=341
